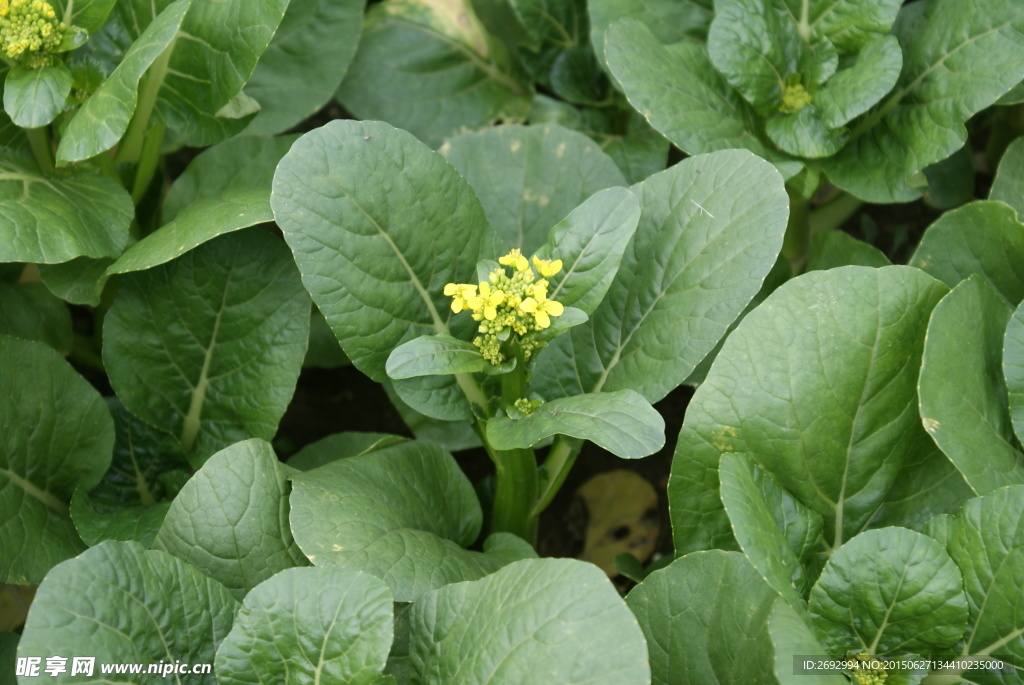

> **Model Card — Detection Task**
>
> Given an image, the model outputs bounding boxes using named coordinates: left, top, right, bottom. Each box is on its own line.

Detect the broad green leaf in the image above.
left=165, top=134, right=298, bottom=220
left=605, top=21, right=802, bottom=177
left=304, top=306, right=351, bottom=369
left=56, top=0, right=192, bottom=164
left=154, top=0, right=288, bottom=148
left=719, top=452, right=823, bottom=606
left=272, top=120, right=504, bottom=382
left=411, top=558, right=650, bottom=684
left=442, top=124, right=627, bottom=254
left=289, top=441, right=535, bottom=602
left=939, top=486, right=1024, bottom=680
left=533, top=186, right=640, bottom=316
left=0, top=160, right=132, bottom=264
left=708, top=0, right=801, bottom=111
left=769, top=597, right=847, bottom=685
left=17, top=541, right=237, bottom=683
left=470, top=0, right=535, bottom=50
left=814, top=36, right=903, bottom=129
left=778, top=0, right=901, bottom=53
left=337, top=0, right=532, bottom=148
left=108, top=191, right=272, bottom=276
left=809, top=527, right=968, bottom=655
left=669, top=267, right=948, bottom=554
left=103, top=229, right=310, bottom=466
left=865, top=443, right=973, bottom=532
left=533, top=149, right=788, bottom=403
left=1007, top=302, right=1024, bottom=445
left=215, top=567, right=393, bottom=685
left=3, top=65, right=72, bottom=128
left=391, top=373, right=473, bottom=421
left=0, top=282, right=72, bottom=354
left=37, top=256, right=112, bottom=306
left=0, top=336, right=113, bottom=584
left=910, top=201, right=1024, bottom=306
left=383, top=381, right=484, bottom=452
left=923, top=144, right=977, bottom=210
left=244, top=0, right=365, bottom=136
left=990, top=137, right=1024, bottom=217
left=626, top=550, right=777, bottom=685
left=69, top=399, right=186, bottom=547
left=52, top=0, right=118, bottom=33
left=153, top=439, right=308, bottom=600
left=550, top=45, right=610, bottom=106
left=919, top=277, right=1024, bottom=495
left=107, top=134, right=295, bottom=278
left=589, top=0, right=712, bottom=68
left=387, top=334, right=491, bottom=379
left=486, top=390, right=664, bottom=459
left=822, top=1, right=1024, bottom=203
left=287, top=432, right=408, bottom=472
left=805, top=231, right=891, bottom=272
left=764, top=106, right=846, bottom=159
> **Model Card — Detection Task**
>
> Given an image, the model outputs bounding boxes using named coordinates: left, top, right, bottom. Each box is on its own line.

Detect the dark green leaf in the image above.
left=486, top=390, right=664, bottom=459
left=809, top=527, right=968, bottom=656
left=533, top=149, right=788, bottom=403
left=669, top=267, right=948, bottom=554
left=0, top=159, right=132, bottom=264
left=411, top=558, right=650, bottom=684
left=605, top=20, right=802, bottom=177
left=17, top=541, right=237, bottom=683
left=103, top=230, right=310, bottom=465
left=919, top=276, right=1024, bottom=494
left=3, top=65, right=72, bottom=128
left=337, top=0, right=531, bottom=148
left=990, top=136, right=1024, bottom=217
left=768, top=597, right=847, bottom=685
left=814, top=36, right=902, bottom=129
left=0, top=282, right=72, bottom=354
left=805, top=231, right=891, bottom=271
left=153, top=439, right=307, bottom=600
left=244, top=0, right=365, bottom=136
left=909, top=201, right=1024, bottom=306
left=387, top=334, right=491, bottom=379
left=52, top=0, right=118, bottom=33
left=442, top=124, right=626, bottom=254
left=822, top=1, right=1024, bottom=202
left=1007, top=301, right=1024, bottom=445
left=0, top=336, right=112, bottom=584
left=288, top=441, right=535, bottom=602
left=589, top=0, right=712, bottom=68
left=287, top=432, right=408, bottom=472
left=215, top=567, right=393, bottom=684
left=626, top=550, right=777, bottom=685
left=272, top=120, right=504, bottom=382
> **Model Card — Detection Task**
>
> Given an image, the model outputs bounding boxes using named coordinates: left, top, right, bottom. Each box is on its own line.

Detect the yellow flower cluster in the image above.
left=0, top=0, right=64, bottom=64
left=444, top=249, right=565, bottom=365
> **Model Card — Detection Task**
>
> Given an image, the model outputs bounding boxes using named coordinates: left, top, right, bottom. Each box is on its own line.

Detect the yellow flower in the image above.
left=474, top=281, right=505, bottom=320
left=499, top=248, right=530, bottom=272
left=519, top=292, right=564, bottom=329
left=444, top=283, right=477, bottom=313
left=0, top=1, right=9, bottom=18
left=532, top=255, right=562, bottom=278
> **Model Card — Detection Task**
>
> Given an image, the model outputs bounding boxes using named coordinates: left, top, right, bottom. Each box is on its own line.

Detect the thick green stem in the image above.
left=489, top=355, right=539, bottom=541
left=782, top=186, right=810, bottom=271
left=808, top=191, right=863, bottom=235
left=26, top=128, right=54, bottom=174
left=131, top=121, right=166, bottom=205
left=115, top=40, right=174, bottom=166
left=531, top=435, right=583, bottom=518
left=490, top=447, right=539, bottom=542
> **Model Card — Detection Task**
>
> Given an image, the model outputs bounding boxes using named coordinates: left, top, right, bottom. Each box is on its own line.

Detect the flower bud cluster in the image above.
left=0, top=0, right=65, bottom=65
left=444, top=249, right=564, bottom=365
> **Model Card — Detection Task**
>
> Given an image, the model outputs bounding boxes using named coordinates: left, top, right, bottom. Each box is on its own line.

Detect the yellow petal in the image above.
left=451, top=299, right=464, bottom=313
left=519, top=297, right=538, bottom=313
left=444, top=283, right=459, bottom=296
left=484, top=304, right=498, bottom=320
left=542, top=300, right=564, bottom=316
left=535, top=310, right=551, bottom=329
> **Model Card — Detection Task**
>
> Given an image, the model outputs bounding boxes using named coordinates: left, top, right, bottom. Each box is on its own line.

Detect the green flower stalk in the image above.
left=0, top=0, right=65, bottom=66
